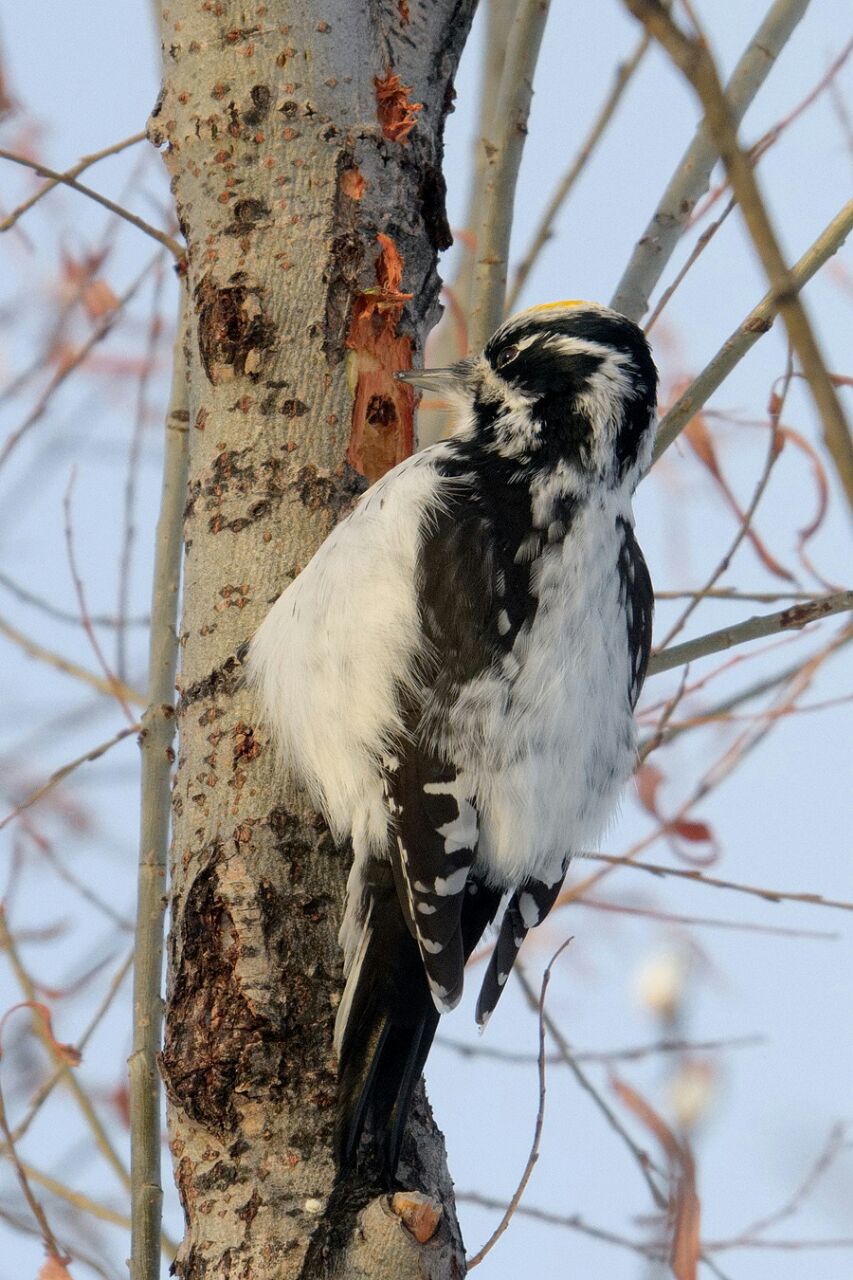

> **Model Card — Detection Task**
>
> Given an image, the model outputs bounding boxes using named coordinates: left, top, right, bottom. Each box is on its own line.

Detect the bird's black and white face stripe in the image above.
left=409, top=301, right=658, bottom=487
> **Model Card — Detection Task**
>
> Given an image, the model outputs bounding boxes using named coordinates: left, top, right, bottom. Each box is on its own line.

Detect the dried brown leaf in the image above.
left=0, top=1000, right=81, bottom=1065
left=635, top=763, right=665, bottom=818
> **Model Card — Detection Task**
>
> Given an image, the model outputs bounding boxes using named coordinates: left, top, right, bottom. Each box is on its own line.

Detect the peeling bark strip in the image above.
left=346, top=234, right=415, bottom=482
left=150, top=2, right=476, bottom=1277
left=375, top=71, right=423, bottom=143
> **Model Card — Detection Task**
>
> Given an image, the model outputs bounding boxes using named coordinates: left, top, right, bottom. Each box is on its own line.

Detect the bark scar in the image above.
left=345, top=234, right=415, bottom=483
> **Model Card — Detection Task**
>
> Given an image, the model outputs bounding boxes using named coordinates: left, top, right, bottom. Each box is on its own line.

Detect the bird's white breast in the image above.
left=453, top=493, right=637, bottom=887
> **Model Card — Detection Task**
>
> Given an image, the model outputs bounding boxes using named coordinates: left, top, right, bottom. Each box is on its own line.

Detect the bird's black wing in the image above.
left=617, top=516, right=654, bottom=708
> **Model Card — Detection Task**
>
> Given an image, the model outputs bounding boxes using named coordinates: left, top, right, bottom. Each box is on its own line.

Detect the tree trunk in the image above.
left=149, top=2, right=477, bottom=1276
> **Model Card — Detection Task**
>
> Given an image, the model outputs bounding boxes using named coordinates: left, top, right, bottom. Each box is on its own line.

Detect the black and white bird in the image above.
left=249, top=300, right=657, bottom=1180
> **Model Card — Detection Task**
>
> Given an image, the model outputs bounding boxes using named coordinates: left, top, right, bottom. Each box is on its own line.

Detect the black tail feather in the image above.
left=335, top=862, right=501, bottom=1183
left=335, top=860, right=439, bottom=1183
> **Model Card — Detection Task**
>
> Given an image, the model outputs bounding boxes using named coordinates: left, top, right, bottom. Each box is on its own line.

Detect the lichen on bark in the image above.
left=150, top=2, right=477, bottom=1276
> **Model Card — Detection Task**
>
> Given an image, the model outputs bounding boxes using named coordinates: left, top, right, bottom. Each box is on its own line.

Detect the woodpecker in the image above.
left=248, top=300, right=657, bottom=1180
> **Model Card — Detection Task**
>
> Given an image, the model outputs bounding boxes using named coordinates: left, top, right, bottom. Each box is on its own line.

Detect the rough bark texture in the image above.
left=150, top=3, right=476, bottom=1276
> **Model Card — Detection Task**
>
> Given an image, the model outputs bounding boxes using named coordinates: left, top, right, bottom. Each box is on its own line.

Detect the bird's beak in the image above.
left=395, top=365, right=468, bottom=395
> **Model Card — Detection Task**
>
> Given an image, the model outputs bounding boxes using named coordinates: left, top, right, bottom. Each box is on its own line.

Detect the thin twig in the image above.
left=0, top=1082, right=69, bottom=1266
left=648, top=590, right=853, bottom=675
left=467, top=0, right=551, bottom=349
left=129, top=295, right=189, bottom=1280
left=467, top=937, right=570, bottom=1268
left=690, top=37, right=853, bottom=231
left=0, top=253, right=161, bottom=471
left=654, top=588, right=815, bottom=603
left=0, top=570, right=149, bottom=628
left=582, top=853, right=853, bottom=912
left=64, top=472, right=137, bottom=724
left=21, top=820, right=135, bottom=931
left=0, top=146, right=183, bottom=257
left=7, top=950, right=134, bottom=1149
left=627, top=0, right=853, bottom=507
left=646, top=37, right=853, bottom=330
left=507, top=30, right=650, bottom=312
left=437, top=1031, right=761, bottom=1067
left=658, top=348, right=793, bottom=651
left=653, top=199, right=853, bottom=460
left=459, top=1191, right=664, bottom=1259
left=611, top=0, right=810, bottom=321
left=0, top=131, right=147, bottom=232
left=0, top=907, right=132, bottom=1191
left=15, top=1160, right=132, bottom=1231
left=713, top=1123, right=848, bottom=1250
left=0, top=1203, right=121, bottom=1280
left=0, top=614, right=145, bottom=705
left=576, top=896, right=837, bottom=939
left=645, top=196, right=736, bottom=332
left=514, top=957, right=666, bottom=1210
left=0, top=724, right=139, bottom=831
left=639, top=625, right=852, bottom=758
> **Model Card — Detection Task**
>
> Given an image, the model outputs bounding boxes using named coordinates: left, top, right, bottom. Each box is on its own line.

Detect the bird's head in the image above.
left=398, top=300, right=658, bottom=491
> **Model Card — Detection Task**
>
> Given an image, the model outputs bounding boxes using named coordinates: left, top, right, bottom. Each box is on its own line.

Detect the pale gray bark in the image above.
left=149, top=3, right=476, bottom=1277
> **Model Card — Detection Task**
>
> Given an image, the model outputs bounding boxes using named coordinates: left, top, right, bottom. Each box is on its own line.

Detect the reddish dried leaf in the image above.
left=635, top=763, right=665, bottom=818
left=611, top=1074, right=682, bottom=1165
left=38, top=1259, right=73, bottom=1280
left=0, top=1001, right=81, bottom=1066
left=777, top=425, right=830, bottom=548
left=684, top=413, right=721, bottom=478
left=672, top=819, right=713, bottom=844
left=689, top=413, right=796, bottom=581
left=82, top=278, right=119, bottom=320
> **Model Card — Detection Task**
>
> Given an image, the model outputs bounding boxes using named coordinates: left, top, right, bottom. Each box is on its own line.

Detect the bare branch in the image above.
left=6, top=950, right=133, bottom=1150
left=0, top=131, right=147, bottom=233
left=0, top=254, right=161, bottom=471
left=611, top=0, right=810, bottom=321
left=0, top=570, right=149, bottom=628
left=648, top=590, right=853, bottom=674
left=0, top=145, right=183, bottom=257
left=577, top=896, right=837, bottom=939
left=0, top=613, right=146, bottom=705
left=657, top=349, right=792, bottom=650
left=0, top=1080, right=69, bottom=1267
left=467, top=938, right=570, bottom=1267
left=459, top=1191, right=664, bottom=1260
left=129, top=297, right=189, bottom=1280
left=467, top=0, right=551, bottom=349
left=627, top=0, right=853, bottom=506
left=507, top=29, right=650, bottom=312
left=653, top=199, right=853, bottom=460
left=0, top=907, right=132, bottom=1192
left=582, top=854, right=853, bottom=913
left=514, top=958, right=666, bottom=1209
left=64, top=471, right=138, bottom=725
left=437, top=1031, right=762, bottom=1067
left=0, top=724, right=139, bottom=831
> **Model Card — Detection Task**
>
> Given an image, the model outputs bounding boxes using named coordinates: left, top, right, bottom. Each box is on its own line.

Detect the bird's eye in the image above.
left=495, top=344, right=519, bottom=370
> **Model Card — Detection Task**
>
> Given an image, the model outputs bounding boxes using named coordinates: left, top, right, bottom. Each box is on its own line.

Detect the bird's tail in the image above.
left=334, top=858, right=439, bottom=1183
